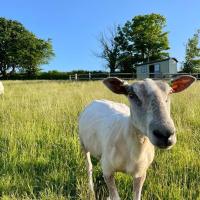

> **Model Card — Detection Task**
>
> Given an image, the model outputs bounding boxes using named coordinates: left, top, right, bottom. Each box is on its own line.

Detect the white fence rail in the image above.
left=69, top=72, right=200, bottom=81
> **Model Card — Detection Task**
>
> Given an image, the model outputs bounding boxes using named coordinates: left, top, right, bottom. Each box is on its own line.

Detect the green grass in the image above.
left=0, top=80, right=200, bottom=200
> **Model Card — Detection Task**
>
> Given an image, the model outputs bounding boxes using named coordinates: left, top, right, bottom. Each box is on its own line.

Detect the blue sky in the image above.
left=1, top=0, right=200, bottom=71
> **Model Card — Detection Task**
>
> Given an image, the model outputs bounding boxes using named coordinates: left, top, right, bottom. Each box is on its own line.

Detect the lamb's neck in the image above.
left=126, top=117, right=153, bottom=149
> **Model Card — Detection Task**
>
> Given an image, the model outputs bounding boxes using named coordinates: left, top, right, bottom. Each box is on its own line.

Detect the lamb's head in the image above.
left=103, top=76, right=196, bottom=149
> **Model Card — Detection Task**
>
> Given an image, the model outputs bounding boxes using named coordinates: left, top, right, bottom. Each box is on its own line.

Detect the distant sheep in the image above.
left=79, top=75, right=195, bottom=200
left=0, top=82, right=4, bottom=95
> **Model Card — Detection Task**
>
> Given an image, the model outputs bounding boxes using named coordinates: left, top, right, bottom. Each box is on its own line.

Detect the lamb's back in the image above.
left=79, top=99, right=130, bottom=157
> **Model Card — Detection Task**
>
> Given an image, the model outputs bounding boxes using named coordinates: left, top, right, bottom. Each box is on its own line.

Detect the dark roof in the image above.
left=135, top=57, right=178, bottom=67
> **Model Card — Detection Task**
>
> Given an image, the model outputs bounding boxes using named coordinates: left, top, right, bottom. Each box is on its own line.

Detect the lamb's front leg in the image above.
left=85, top=152, right=95, bottom=199
left=133, top=173, right=146, bottom=200
left=104, top=174, right=120, bottom=200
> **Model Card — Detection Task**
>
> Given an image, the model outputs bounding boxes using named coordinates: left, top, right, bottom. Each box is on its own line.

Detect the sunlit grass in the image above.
left=0, top=80, right=199, bottom=199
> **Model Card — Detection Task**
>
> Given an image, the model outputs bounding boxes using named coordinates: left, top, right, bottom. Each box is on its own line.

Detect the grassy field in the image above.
left=0, top=80, right=200, bottom=200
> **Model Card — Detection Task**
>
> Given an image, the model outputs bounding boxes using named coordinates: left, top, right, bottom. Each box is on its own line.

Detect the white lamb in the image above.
left=79, top=75, right=195, bottom=200
left=0, top=81, right=4, bottom=95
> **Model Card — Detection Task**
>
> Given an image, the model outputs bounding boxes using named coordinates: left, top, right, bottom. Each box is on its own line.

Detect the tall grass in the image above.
left=0, top=80, right=199, bottom=200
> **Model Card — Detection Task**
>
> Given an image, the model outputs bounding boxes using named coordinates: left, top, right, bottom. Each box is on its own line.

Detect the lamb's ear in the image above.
left=103, top=77, right=129, bottom=95
left=170, top=75, right=196, bottom=93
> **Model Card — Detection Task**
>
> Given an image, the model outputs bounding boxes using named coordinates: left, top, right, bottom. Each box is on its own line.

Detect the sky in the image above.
left=1, top=0, right=200, bottom=72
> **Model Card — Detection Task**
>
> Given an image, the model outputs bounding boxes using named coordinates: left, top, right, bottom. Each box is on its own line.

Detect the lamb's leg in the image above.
left=85, top=151, right=95, bottom=199
left=103, top=174, right=120, bottom=200
left=133, top=173, right=146, bottom=200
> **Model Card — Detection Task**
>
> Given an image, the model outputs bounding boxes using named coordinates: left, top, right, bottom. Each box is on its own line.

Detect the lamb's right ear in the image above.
left=103, top=77, right=129, bottom=95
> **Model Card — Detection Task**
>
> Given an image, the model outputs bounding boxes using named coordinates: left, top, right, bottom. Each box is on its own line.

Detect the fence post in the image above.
left=108, top=72, right=110, bottom=77
left=69, top=75, right=71, bottom=81
left=75, top=74, right=78, bottom=81
left=89, top=72, right=91, bottom=80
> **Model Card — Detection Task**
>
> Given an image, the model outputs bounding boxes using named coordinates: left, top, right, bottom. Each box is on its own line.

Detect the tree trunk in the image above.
left=110, top=68, right=115, bottom=73
left=10, top=65, right=16, bottom=76
left=2, top=70, right=7, bottom=79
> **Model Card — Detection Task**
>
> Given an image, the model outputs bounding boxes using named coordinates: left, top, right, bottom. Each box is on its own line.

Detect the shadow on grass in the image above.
left=0, top=143, right=80, bottom=199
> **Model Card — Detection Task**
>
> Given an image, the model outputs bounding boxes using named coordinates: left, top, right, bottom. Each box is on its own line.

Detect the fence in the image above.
left=69, top=72, right=200, bottom=81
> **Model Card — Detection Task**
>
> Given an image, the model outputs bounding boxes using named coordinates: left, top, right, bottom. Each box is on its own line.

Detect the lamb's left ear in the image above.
left=103, top=77, right=129, bottom=95
left=170, top=75, right=196, bottom=93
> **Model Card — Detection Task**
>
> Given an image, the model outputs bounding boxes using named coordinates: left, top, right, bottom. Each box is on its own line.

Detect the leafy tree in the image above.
left=117, top=52, right=135, bottom=72
left=0, top=17, right=54, bottom=78
left=115, top=13, right=170, bottom=66
left=183, top=30, right=200, bottom=73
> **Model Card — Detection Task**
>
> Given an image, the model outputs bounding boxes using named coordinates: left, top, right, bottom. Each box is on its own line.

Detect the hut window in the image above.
left=155, top=64, right=160, bottom=72
left=141, top=66, right=147, bottom=73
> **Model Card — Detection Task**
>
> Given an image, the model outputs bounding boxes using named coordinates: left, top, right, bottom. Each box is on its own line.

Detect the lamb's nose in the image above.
left=153, top=129, right=175, bottom=146
left=153, top=129, right=166, bottom=140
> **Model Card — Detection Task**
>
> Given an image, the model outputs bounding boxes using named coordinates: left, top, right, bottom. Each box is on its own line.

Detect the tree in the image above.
left=117, top=52, right=135, bottom=72
left=96, top=28, right=121, bottom=73
left=0, top=17, right=54, bottom=78
left=115, top=14, right=169, bottom=65
left=183, top=30, right=200, bottom=73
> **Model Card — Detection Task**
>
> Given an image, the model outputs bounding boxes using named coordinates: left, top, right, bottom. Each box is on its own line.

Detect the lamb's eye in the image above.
left=129, top=93, right=136, bottom=99
left=128, top=93, right=142, bottom=106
